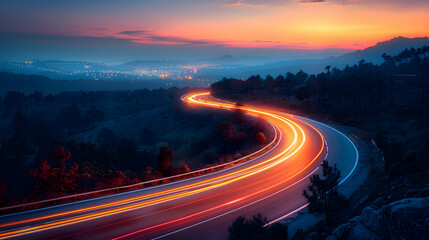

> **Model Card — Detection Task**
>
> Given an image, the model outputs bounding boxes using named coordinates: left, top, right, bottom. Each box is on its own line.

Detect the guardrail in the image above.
left=0, top=94, right=279, bottom=214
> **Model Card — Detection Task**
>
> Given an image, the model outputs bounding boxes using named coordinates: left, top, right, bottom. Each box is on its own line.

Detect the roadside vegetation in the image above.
left=223, top=47, right=429, bottom=239
left=0, top=87, right=272, bottom=207
left=213, top=46, right=429, bottom=178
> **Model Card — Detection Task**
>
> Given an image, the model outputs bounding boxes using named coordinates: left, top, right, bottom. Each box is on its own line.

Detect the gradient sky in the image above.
left=1, top=0, right=428, bottom=61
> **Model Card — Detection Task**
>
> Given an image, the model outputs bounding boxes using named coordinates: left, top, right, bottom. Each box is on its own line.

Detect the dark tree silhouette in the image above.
left=218, top=121, right=247, bottom=153
left=84, top=106, right=104, bottom=127
left=228, top=213, right=287, bottom=240
left=274, top=75, right=285, bottom=101
left=99, top=170, right=126, bottom=188
left=325, top=65, right=331, bottom=74
left=157, top=145, right=174, bottom=176
left=218, top=121, right=236, bottom=153
left=97, top=128, right=118, bottom=146
left=29, top=147, right=88, bottom=198
left=303, top=160, right=346, bottom=225
left=245, top=75, right=262, bottom=96
left=141, top=127, right=157, bottom=145
left=52, top=146, right=71, bottom=171
left=264, top=75, right=276, bottom=100
left=0, top=179, right=6, bottom=205
left=230, top=103, right=247, bottom=131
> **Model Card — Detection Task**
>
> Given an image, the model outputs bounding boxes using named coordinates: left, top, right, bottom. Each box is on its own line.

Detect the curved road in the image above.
left=0, top=92, right=358, bottom=240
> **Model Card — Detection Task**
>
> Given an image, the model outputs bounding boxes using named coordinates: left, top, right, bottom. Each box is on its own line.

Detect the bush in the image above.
left=228, top=213, right=288, bottom=240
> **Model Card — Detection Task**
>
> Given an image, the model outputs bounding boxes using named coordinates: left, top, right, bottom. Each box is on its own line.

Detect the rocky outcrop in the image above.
left=326, top=197, right=429, bottom=240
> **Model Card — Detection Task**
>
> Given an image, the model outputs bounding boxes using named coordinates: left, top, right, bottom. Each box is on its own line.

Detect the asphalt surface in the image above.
left=0, top=92, right=358, bottom=240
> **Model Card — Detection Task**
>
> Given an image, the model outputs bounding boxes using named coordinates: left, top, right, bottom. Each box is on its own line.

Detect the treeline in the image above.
left=212, top=46, right=429, bottom=178
left=0, top=86, right=272, bottom=206
left=0, top=88, right=185, bottom=205
left=212, top=46, right=428, bottom=119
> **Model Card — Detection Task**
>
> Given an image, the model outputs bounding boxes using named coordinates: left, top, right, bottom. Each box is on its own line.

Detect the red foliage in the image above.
left=218, top=121, right=247, bottom=142
left=218, top=121, right=236, bottom=143
left=254, top=132, right=267, bottom=144
left=29, top=147, right=88, bottom=198
left=157, top=146, right=174, bottom=176
left=219, top=155, right=234, bottom=164
left=176, top=164, right=190, bottom=175
left=98, top=170, right=126, bottom=188
left=52, top=146, right=71, bottom=164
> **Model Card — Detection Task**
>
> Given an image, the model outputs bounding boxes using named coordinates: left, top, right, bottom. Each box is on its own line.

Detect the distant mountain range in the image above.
left=0, top=36, right=428, bottom=80
left=331, top=36, right=429, bottom=65
left=231, top=36, right=429, bottom=77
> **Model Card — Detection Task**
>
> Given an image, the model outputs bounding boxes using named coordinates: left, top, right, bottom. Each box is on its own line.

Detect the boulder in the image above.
left=326, top=197, right=429, bottom=240
left=379, top=197, right=429, bottom=240
left=359, top=205, right=380, bottom=232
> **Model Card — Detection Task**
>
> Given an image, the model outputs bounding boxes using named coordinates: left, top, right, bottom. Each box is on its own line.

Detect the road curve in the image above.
left=0, top=92, right=358, bottom=240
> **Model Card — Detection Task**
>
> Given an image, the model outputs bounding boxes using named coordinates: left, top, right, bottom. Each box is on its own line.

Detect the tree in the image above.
left=2, top=91, right=26, bottom=115
left=230, top=103, right=247, bottom=131
left=274, top=75, right=285, bottom=101
left=303, top=160, right=346, bottom=225
left=99, top=170, right=126, bottom=188
left=55, top=104, right=83, bottom=131
left=218, top=121, right=236, bottom=153
left=295, top=70, right=309, bottom=83
left=245, top=75, right=262, bottom=96
left=157, top=145, right=174, bottom=176
left=228, top=213, right=287, bottom=240
left=84, top=106, right=104, bottom=127
left=97, top=128, right=118, bottom=146
left=264, top=75, right=276, bottom=100
left=29, top=147, right=88, bottom=198
left=141, top=127, right=157, bottom=145
left=0, top=179, right=6, bottom=205
left=52, top=146, right=71, bottom=171
left=218, top=121, right=247, bottom=153
left=325, top=65, right=331, bottom=74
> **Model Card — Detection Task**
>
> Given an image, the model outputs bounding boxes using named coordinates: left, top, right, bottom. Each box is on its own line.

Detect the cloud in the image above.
left=139, top=35, right=216, bottom=45
left=254, top=40, right=282, bottom=43
left=299, top=0, right=325, bottom=3
left=117, top=30, right=152, bottom=35
left=223, top=0, right=266, bottom=7
left=115, top=29, right=219, bottom=45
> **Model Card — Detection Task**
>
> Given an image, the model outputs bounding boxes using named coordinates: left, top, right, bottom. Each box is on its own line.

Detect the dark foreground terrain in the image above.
left=212, top=47, right=429, bottom=239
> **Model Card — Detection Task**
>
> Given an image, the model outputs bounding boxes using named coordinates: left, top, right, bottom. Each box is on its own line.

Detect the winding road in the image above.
left=0, top=92, right=358, bottom=240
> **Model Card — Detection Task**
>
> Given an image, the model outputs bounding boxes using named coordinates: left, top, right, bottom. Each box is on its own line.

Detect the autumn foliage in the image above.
left=98, top=170, right=126, bottom=188
left=217, top=121, right=247, bottom=153
left=29, top=146, right=89, bottom=198
left=157, top=145, right=174, bottom=176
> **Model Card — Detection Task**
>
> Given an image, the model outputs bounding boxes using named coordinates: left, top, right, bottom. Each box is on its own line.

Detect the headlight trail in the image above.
left=0, top=92, right=328, bottom=240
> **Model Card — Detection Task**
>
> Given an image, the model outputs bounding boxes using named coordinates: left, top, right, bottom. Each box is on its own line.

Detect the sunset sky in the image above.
left=1, top=0, right=428, bottom=61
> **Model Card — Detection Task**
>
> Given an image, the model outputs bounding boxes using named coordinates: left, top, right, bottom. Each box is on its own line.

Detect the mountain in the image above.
left=331, top=36, right=429, bottom=65
left=226, top=36, right=429, bottom=78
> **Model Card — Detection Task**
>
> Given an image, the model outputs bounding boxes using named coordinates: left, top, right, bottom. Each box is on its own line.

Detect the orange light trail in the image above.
left=0, top=92, right=325, bottom=239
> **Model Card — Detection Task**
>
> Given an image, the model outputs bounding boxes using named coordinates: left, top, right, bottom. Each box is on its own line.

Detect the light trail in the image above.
left=0, top=92, right=329, bottom=240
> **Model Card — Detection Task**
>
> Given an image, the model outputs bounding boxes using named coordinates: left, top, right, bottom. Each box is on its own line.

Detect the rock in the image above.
left=347, top=223, right=379, bottom=240
left=372, top=197, right=383, bottom=205
left=359, top=205, right=380, bottom=232
left=359, top=195, right=369, bottom=205
left=405, top=189, right=420, bottom=198
left=331, top=222, right=350, bottom=238
left=379, top=197, right=429, bottom=240
left=326, top=197, right=429, bottom=240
